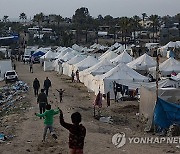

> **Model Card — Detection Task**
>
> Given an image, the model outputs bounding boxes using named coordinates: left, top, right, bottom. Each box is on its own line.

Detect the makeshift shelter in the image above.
left=74, top=56, right=99, bottom=71
left=63, top=55, right=87, bottom=76
left=127, top=53, right=156, bottom=71
left=149, top=58, right=180, bottom=77
left=140, top=86, right=180, bottom=131
left=93, top=63, right=149, bottom=98
left=111, top=51, right=133, bottom=64
left=154, top=98, right=180, bottom=130
left=0, top=59, right=12, bottom=81
left=167, top=50, right=175, bottom=58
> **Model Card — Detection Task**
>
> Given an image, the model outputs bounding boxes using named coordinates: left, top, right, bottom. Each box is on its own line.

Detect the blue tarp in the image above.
left=154, top=98, right=180, bottom=129
left=32, top=51, right=45, bottom=57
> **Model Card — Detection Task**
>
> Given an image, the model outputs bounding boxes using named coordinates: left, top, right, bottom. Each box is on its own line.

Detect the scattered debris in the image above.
left=99, top=116, right=113, bottom=124
left=0, top=81, right=29, bottom=113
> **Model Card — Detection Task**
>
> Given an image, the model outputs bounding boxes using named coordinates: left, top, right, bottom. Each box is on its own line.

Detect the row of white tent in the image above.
left=26, top=42, right=179, bottom=98
left=36, top=44, right=179, bottom=98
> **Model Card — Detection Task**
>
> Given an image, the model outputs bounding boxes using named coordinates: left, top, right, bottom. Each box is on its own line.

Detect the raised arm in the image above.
left=59, top=111, right=72, bottom=130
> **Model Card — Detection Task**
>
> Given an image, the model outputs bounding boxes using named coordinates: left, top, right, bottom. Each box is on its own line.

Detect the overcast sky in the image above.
left=0, top=0, right=180, bottom=19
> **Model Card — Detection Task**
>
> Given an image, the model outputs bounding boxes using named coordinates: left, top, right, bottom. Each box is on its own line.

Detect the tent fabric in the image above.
left=79, top=58, right=114, bottom=83
left=149, top=58, right=180, bottom=76
left=40, top=50, right=56, bottom=60
left=99, top=51, right=118, bottom=61
left=167, top=50, right=175, bottom=58
left=92, top=63, right=149, bottom=98
left=32, top=51, right=45, bottom=57
left=127, top=53, right=156, bottom=70
left=55, top=47, right=73, bottom=59
left=74, top=56, right=99, bottom=71
left=111, top=51, right=133, bottom=64
left=44, top=61, right=54, bottom=71
left=60, top=52, right=76, bottom=62
left=154, top=98, right=180, bottom=129
left=62, top=55, right=87, bottom=76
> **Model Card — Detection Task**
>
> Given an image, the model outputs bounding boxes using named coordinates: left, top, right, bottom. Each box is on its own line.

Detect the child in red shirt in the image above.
left=59, top=111, right=86, bottom=154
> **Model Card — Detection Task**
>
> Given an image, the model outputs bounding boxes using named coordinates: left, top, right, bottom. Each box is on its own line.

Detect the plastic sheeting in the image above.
left=154, top=98, right=180, bottom=129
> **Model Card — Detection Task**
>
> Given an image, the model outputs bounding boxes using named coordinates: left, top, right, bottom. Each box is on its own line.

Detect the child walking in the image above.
left=35, top=104, right=60, bottom=142
left=59, top=111, right=86, bottom=154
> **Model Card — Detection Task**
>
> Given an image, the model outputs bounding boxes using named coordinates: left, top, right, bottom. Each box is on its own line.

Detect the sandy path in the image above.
left=0, top=61, right=179, bottom=154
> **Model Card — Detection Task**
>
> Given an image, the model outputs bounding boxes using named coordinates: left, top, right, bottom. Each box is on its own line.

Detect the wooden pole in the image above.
left=156, top=54, right=159, bottom=100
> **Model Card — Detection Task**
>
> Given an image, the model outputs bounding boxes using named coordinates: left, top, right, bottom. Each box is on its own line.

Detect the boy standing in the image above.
left=56, top=89, right=65, bottom=103
left=59, top=111, right=86, bottom=154
left=35, top=104, right=59, bottom=142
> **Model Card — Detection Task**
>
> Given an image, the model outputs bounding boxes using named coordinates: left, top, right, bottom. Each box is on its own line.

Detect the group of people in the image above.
left=71, top=70, right=80, bottom=83
left=35, top=105, right=86, bottom=154
left=33, top=77, right=86, bottom=154
left=33, top=77, right=52, bottom=97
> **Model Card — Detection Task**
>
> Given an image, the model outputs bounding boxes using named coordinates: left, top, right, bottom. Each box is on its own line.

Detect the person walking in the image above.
left=35, top=104, right=59, bottom=142
left=29, top=62, right=33, bottom=73
left=33, top=78, right=40, bottom=96
left=56, top=89, right=65, bottom=103
left=13, top=63, right=16, bottom=70
left=76, top=70, right=80, bottom=83
left=71, top=70, right=75, bottom=83
left=37, top=89, right=48, bottom=116
left=44, top=77, right=51, bottom=96
left=59, top=111, right=86, bottom=154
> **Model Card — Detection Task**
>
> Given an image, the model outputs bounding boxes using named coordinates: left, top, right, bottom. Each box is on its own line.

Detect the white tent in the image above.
left=93, top=63, right=149, bottom=98
left=60, top=52, right=76, bottom=62
left=0, top=59, right=12, bottom=81
left=149, top=57, right=180, bottom=76
left=127, top=53, right=156, bottom=71
left=79, top=58, right=114, bottom=83
left=41, top=50, right=57, bottom=71
left=40, top=50, right=57, bottom=60
left=113, top=45, right=126, bottom=54
left=72, top=44, right=84, bottom=52
left=81, top=59, right=115, bottom=91
left=111, top=51, right=133, bottom=64
left=63, top=55, right=87, bottom=76
left=99, top=51, right=118, bottom=61
left=74, top=56, right=99, bottom=71
left=53, top=52, right=77, bottom=74
left=55, top=47, right=73, bottom=59
left=164, top=41, right=180, bottom=48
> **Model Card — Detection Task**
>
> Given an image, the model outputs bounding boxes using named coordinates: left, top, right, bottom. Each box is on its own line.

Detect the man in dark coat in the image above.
left=37, top=89, right=48, bottom=116
left=43, top=77, right=51, bottom=96
left=33, top=78, right=40, bottom=96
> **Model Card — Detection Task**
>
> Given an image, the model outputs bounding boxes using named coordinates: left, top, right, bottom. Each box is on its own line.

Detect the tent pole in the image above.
left=156, top=54, right=159, bottom=100
left=154, top=53, right=159, bottom=133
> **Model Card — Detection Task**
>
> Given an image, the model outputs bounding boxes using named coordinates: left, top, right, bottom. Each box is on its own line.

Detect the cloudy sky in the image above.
left=0, top=0, right=180, bottom=19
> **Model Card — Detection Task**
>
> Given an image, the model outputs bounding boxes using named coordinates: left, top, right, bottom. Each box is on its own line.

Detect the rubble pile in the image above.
left=0, top=81, right=29, bottom=113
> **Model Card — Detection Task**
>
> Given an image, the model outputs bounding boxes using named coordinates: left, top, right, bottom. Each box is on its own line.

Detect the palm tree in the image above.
left=3, top=15, right=9, bottom=22
left=142, top=13, right=147, bottom=26
left=19, top=12, right=27, bottom=22
left=175, top=13, right=180, bottom=37
left=131, top=15, right=141, bottom=44
left=149, top=14, right=159, bottom=42
left=33, top=12, right=44, bottom=27
left=33, top=13, right=44, bottom=39
left=119, top=17, right=131, bottom=48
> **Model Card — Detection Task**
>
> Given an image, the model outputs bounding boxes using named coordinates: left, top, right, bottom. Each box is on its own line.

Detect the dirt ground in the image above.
left=0, top=61, right=179, bottom=154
